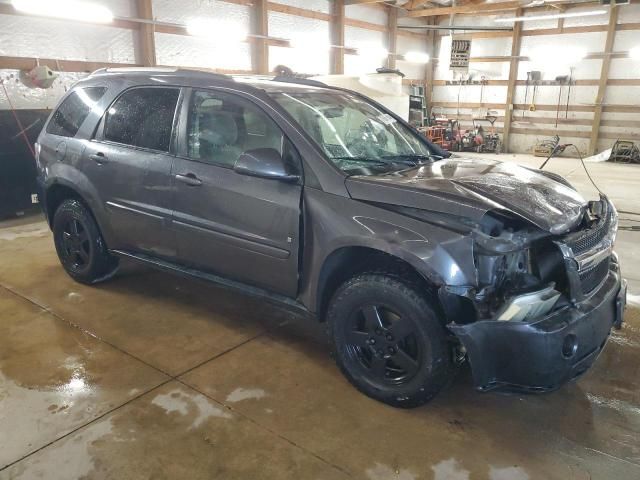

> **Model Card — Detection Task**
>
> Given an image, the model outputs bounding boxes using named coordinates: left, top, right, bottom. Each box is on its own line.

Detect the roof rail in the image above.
left=272, top=76, right=328, bottom=88
left=89, top=67, right=234, bottom=81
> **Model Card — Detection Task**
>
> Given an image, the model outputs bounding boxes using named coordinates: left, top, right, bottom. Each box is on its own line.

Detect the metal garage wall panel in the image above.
left=396, top=36, right=427, bottom=79
left=0, top=14, right=137, bottom=63
left=397, top=35, right=427, bottom=55
left=618, top=4, right=640, bottom=23
left=344, top=27, right=387, bottom=75
left=609, top=58, right=640, bottom=80
left=604, top=86, right=640, bottom=106
left=395, top=60, right=424, bottom=80
left=268, top=12, right=330, bottom=74
left=432, top=85, right=507, bottom=104
left=155, top=32, right=251, bottom=71
left=613, top=30, right=640, bottom=52
left=0, top=69, right=86, bottom=110
left=268, top=11, right=329, bottom=41
left=470, top=37, right=513, bottom=58
left=269, top=45, right=329, bottom=75
left=270, top=0, right=330, bottom=14
left=345, top=25, right=385, bottom=48
left=152, top=0, right=250, bottom=26
left=345, top=4, right=387, bottom=26
left=103, top=0, right=137, bottom=18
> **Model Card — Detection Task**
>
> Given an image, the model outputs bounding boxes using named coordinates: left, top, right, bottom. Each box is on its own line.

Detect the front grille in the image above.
left=579, top=257, right=610, bottom=294
left=565, top=212, right=611, bottom=255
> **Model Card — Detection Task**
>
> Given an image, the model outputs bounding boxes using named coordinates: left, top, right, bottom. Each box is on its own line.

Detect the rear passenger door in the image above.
left=84, top=86, right=180, bottom=257
left=171, top=88, right=303, bottom=296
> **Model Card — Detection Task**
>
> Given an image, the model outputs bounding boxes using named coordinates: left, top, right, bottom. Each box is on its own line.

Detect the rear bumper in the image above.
left=449, top=260, right=626, bottom=392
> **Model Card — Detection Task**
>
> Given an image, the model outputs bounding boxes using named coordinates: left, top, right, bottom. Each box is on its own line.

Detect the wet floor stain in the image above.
left=366, top=462, right=417, bottom=480
left=0, top=223, right=50, bottom=242
left=225, top=387, right=267, bottom=403
left=151, top=388, right=231, bottom=429
left=431, top=458, right=470, bottom=480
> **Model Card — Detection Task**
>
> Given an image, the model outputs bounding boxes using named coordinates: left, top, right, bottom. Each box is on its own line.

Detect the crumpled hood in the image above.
left=345, top=157, right=586, bottom=234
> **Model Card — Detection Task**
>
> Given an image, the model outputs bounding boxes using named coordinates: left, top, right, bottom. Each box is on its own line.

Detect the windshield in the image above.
left=269, top=90, right=437, bottom=176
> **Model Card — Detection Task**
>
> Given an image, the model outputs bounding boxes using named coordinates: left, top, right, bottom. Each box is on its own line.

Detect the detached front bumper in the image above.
left=448, top=261, right=626, bottom=392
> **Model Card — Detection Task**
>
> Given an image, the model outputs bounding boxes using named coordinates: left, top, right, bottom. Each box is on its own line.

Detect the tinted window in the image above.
left=104, top=87, right=179, bottom=152
left=187, top=90, right=284, bottom=168
left=46, top=87, right=106, bottom=137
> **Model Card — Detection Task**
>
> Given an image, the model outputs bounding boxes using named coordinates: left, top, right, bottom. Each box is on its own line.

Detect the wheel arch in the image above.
left=314, top=245, right=444, bottom=322
left=44, top=179, right=114, bottom=248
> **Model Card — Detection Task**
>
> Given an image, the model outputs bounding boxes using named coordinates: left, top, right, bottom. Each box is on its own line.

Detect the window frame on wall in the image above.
left=93, top=85, right=183, bottom=155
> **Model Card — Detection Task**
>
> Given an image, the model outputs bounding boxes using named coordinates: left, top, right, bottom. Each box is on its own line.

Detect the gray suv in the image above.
left=36, top=68, right=626, bottom=407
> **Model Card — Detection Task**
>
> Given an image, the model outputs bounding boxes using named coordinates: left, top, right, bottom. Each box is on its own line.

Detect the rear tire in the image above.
left=52, top=199, right=118, bottom=284
left=327, top=274, right=455, bottom=408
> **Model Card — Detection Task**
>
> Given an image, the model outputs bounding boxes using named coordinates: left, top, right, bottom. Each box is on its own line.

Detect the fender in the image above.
left=298, top=188, right=475, bottom=314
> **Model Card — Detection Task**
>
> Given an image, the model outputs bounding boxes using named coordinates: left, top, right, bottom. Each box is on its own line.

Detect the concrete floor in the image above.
left=0, top=155, right=639, bottom=480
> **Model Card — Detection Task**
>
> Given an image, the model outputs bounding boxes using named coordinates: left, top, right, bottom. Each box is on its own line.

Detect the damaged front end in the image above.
left=441, top=196, right=626, bottom=392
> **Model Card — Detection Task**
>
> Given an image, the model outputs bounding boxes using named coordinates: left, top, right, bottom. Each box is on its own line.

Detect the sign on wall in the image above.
left=450, top=39, right=471, bottom=71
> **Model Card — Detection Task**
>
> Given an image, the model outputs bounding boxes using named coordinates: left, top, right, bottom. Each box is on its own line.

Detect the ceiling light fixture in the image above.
left=495, top=9, right=607, bottom=23
left=403, top=51, right=430, bottom=64
left=12, top=0, right=114, bottom=23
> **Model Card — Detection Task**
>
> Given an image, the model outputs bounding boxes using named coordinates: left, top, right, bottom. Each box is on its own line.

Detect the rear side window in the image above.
left=46, top=87, right=106, bottom=137
left=103, top=87, right=179, bottom=152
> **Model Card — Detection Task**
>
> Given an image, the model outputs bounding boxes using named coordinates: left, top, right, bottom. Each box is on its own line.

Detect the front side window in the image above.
left=103, top=87, right=179, bottom=152
left=269, top=90, right=435, bottom=176
left=46, top=86, right=106, bottom=137
left=187, top=90, right=284, bottom=168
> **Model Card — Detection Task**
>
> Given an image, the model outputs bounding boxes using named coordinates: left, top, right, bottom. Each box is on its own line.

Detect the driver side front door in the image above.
left=170, top=88, right=303, bottom=297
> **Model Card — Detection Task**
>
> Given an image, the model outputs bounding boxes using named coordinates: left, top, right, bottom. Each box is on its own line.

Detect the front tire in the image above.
left=52, top=199, right=118, bottom=284
left=327, top=274, right=455, bottom=408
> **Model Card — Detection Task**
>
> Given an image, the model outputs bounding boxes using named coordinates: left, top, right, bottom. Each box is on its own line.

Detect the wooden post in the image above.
left=253, top=0, right=269, bottom=74
left=387, top=5, right=397, bottom=69
left=136, top=0, right=156, bottom=67
left=501, top=8, right=523, bottom=153
left=331, top=0, right=345, bottom=74
left=588, top=6, right=618, bottom=155
left=424, top=23, right=436, bottom=121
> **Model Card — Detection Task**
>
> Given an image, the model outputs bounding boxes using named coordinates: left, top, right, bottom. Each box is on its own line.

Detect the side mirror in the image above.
left=233, top=148, right=299, bottom=182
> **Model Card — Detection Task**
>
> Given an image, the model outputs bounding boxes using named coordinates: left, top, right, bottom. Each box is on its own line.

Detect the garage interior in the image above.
left=1, top=0, right=639, bottom=479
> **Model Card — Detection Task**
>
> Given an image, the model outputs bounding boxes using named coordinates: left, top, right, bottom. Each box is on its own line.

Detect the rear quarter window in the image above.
left=46, top=87, right=107, bottom=137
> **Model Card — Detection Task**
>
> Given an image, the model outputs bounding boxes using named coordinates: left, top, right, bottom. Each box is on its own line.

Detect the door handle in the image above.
left=89, top=153, right=108, bottom=165
left=175, top=173, right=203, bottom=187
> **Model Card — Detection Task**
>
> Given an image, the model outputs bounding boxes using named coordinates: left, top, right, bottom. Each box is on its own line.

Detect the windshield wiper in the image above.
left=381, top=154, right=435, bottom=164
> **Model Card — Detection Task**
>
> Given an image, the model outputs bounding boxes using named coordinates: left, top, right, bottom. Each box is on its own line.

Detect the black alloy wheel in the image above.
left=59, top=218, right=91, bottom=272
left=344, top=304, right=422, bottom=385
left=53, top=199, right=119, bottom=284
left=327, top=273, right=455, bottom=408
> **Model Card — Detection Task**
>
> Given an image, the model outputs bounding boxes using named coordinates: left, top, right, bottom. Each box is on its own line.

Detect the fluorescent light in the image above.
left=495, top=9, right=607, bottom=23
left=403, top=51, right=430, bottom=64
left=631, top=46, right=640, bottom=60
left=186, top=19, right=248, bottom=43
left=12, top=0, right=113, bottom=23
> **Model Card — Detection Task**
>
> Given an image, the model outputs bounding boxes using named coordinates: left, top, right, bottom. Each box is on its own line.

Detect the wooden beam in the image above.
left=253, top=0, right=269, bottom=74
left=135, top=0, right=156, bottom=67
left=387, top=5, right=398, bottom=69
left=588, top=5, right=618, bottom=155
left=331, top=0, right=345, bottom=74
left=501, top=8, right=523, bottom=153
left=407, top=1, right=521, bottom=17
